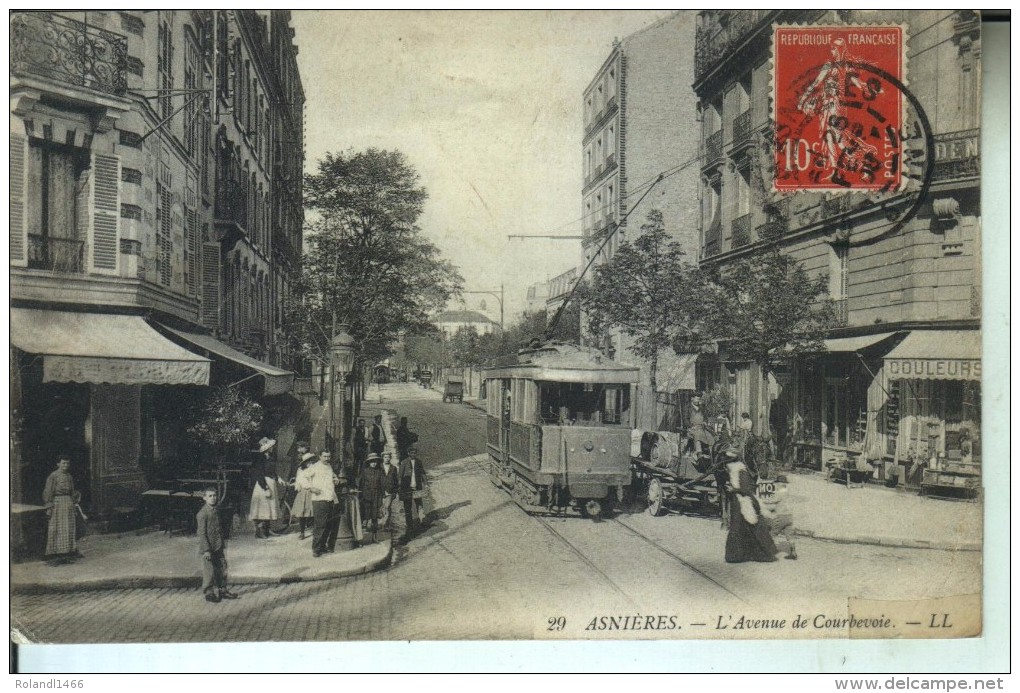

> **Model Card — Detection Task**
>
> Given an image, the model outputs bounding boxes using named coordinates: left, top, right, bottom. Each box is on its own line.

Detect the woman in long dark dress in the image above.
left=724, top=449, right=778, bottom=563
left=43, top=454, right=80, bottom=565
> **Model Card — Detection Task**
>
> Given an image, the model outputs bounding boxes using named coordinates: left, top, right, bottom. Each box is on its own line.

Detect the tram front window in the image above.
left=538, top=382, right=629, bottom=427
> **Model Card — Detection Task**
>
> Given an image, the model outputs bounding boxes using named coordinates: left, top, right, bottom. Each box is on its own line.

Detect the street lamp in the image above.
left=462, top=284, right=504, bottom=331
left=329, top=325, right=355, bottom=461
left=329, top=325, right=357, bottom=552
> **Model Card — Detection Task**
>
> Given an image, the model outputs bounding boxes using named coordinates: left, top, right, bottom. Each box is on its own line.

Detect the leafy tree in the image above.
left=288, top=148, right=463, bottom=375
left=577, top=210, right=703, bottom=393
left=702, top=245, right=833, bottom=376
left=701, top=245, right=834, bottom=436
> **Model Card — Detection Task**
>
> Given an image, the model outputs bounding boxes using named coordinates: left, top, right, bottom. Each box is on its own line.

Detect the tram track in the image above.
left=464, top=453, right=748, bottom=608
left=609, top=516, right=749, bottom=605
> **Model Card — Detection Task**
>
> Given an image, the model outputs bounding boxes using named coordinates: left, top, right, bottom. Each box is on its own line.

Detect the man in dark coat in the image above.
left=353, top=419, right=369, bottom=466
left=395, top=416, right=419, bottom=462
left=197, top=488, right=238, bottom=603
left=370, top=414, right=387, bottom=456
left=398, top=445, right=428, bottom=542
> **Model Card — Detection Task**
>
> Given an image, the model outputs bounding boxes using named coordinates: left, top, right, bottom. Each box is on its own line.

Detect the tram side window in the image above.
left=537, top=382, right=629, bottom=426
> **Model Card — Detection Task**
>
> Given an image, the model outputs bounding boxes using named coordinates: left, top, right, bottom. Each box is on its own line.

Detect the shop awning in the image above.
left=884, top=330, right=981, bottom=381
left=10, top=309, right=209, bottom=386
left=821, top=332, right=902, bottom=353
left=656, top=353, right=698, bottom=392
left=159, top=325, right=294, bottom=395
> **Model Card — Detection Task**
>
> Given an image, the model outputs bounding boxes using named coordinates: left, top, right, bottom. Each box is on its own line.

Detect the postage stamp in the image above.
left=773, top=25, right=906, bottom=192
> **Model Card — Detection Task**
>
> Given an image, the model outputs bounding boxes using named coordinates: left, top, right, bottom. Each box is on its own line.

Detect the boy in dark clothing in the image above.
left=197, top=488, right=238, bottom=603
left=360, top=453, right=387, bottom=542
left=370, top=415, right=387, bottom=455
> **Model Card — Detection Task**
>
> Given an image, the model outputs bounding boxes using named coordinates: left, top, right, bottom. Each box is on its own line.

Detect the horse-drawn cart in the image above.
left=631, top=430, right=724, bottom=516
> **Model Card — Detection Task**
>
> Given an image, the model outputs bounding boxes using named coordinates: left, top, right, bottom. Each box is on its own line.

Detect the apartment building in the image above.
left=580, top=12, right=701, bottom=429
left=10, top=10, right=304, bottom=519
left=694, top=10, right=981, bottom=485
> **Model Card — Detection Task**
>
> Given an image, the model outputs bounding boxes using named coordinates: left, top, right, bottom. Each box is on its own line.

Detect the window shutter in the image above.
left=89, top=153, right=121, bottom=274
left=10, top=133, right=29, bottom=266
left=200, top=242, right=221, bottom=330
left=186, top=207, right=198, bottom=297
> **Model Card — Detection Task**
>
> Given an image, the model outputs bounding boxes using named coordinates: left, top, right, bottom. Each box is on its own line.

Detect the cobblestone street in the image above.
left=12, top=384, right=981, bottom=643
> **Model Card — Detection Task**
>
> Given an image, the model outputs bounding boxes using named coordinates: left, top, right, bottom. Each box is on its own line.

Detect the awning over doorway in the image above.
left=159, top=325, right=294, bottom=395
left=820, top=332, right=902, bottom=353
left=656, top=353, right=698, bottom=392
left=10, top=309, right=210, bottom=386
left=884, top=330, right=981, bottom=381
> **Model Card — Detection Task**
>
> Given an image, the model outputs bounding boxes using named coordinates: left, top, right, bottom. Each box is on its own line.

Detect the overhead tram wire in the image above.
left=521, top=152, right=704, bottom=237
left=544, top=172, right=667, bottom=340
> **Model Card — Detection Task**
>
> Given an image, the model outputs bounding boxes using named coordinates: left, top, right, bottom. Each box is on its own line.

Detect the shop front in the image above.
left=786, top=329, right=981, bottom=495
left=10, top=308, right=210, bottom=546
left=786, top=332, right=904, bottom=472
left=882, top=330, right=981, bottom=497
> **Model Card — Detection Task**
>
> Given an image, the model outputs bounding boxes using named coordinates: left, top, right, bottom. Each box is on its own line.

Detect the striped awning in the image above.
left=159, top=325, right=294, bottom=395
left=11, top=309, right=209, bottom=386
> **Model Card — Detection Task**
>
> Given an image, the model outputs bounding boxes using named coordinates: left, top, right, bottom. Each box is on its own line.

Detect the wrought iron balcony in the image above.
left=11, top=12, right=128, bottom=96
left=732, top=110, right=752, bottom=149
left=932, top=129, right=979, bottom=183
left=821, top=195, right=854, bottom=219
left=695, top=10, right=774, bottom=81
left=28, top=234, right=85, bottom=273
left=731, top=213, right=752, bottom=248
left=757, top=197, right=790, bottom=240
left=214, top=179, right=248, bottom=230
left=703, top=130, right=723, bottom=170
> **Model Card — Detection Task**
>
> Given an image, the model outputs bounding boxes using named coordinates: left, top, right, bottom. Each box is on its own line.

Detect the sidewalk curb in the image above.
left=789, top=528, right=980, bottom=552
left=10, top=542, right=393, bottom=594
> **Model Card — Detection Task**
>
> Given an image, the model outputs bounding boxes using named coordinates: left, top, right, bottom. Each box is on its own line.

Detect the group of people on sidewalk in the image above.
left=197, top=413, right=430, bottom=603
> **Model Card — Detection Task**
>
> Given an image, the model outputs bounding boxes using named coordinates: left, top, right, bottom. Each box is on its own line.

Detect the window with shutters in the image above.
left=25, top=140, right=89, bottom=273
left=184, top=206, right=198, bottom=296
left=200, top=241, right=221, bottom=331
left=155, top=182, right=173, bottom=286
left=158, top=15, right=174, bottom=121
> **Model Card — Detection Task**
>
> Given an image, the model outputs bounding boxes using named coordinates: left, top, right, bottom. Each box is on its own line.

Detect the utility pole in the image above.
left=462, top=285, right=504, bottom=331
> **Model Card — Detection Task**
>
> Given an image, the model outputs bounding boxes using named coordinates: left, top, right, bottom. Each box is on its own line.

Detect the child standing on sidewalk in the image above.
left=197, top=487, right=239, bottom=603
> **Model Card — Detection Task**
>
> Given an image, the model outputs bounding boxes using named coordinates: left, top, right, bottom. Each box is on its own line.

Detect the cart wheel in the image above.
left=584, top=499, right=603, bottom=522
left=647, top=478, right=665, bottom=516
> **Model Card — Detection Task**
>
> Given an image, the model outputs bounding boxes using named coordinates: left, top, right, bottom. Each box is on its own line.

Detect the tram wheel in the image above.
left=582, top=499, right=603, bottom=522
left=647, top=478, right=666, bottom=517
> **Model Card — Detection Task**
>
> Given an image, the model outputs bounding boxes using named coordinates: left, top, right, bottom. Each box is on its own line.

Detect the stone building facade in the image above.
left=580, top=12, right=701, bottom=430
left=694, top=10, right=981, bottom=487
left=10, top=10, right=304, bottom=523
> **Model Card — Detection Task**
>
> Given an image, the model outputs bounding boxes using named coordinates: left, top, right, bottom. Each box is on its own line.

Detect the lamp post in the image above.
left=329, top=325, right=355, bottom=460
left=462, top=284, right=505, bottom=331
left=330, top=325, right=357, bottom=551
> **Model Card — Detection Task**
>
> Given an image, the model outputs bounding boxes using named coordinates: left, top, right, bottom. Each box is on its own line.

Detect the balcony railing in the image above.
left=932, top=129, right=979, bottom=183
left=756, top=197, right=791, bottom=240
left=832, top=298, right=848, bottom=327
left=731, top=213, right=752, bottom=248
left=704, top=130, right=723, bottom=169
left=821, top=195, right=854, bottom=219
left=695, top=10, right=774, bottom=80
left=28, top=234, right=85, bottom=273
left=214, top=179, right=248, bottom=229
left=732, top=110, right=752, bottom=148
left=11, top=12, right=128, bottom=96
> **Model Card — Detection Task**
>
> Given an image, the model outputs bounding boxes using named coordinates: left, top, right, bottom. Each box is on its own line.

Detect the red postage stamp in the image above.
left=773, top=25, right=906, bottom=193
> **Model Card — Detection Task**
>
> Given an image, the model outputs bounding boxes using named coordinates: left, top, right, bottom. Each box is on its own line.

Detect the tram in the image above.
left=482, top=342, right=639, bottom=520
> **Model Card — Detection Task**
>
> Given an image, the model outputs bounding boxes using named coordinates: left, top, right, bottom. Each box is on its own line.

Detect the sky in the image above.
left=291, top=10, right=675, bottom=322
